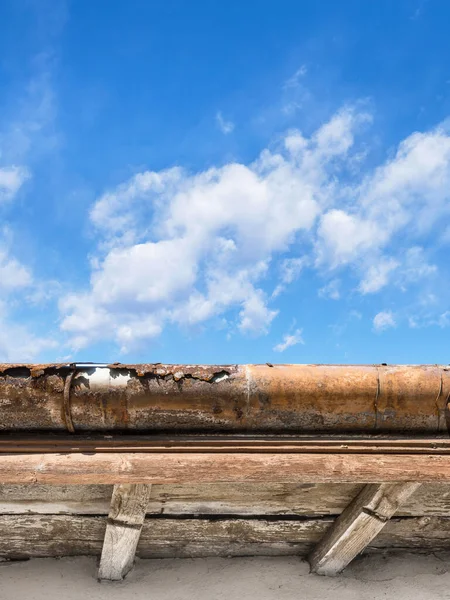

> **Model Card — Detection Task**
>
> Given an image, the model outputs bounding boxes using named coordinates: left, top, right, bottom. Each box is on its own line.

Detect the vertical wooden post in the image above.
left=309, top=482, right=421, bottom=576
left=98, top=483, right=152, bottom=581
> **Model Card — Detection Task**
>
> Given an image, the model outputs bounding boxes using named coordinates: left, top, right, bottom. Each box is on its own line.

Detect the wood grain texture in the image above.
left=309, top=483, right=421, bottom=576
left=98, top=484, right=151, bottom=581
left=3, top=483, right=450, bottom=516
left=0, top=484, right=113, bottom=514
left=1, top=452, right=450, bottom=484
left=1, top=515, right=450, bottom=559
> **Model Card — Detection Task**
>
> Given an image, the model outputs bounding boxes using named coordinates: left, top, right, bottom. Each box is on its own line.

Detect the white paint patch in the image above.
left=75, top=368, right=131, bottom=391
left=213, top=373, right=229, bottom=383
left=108, top=371, right=132, bottom=388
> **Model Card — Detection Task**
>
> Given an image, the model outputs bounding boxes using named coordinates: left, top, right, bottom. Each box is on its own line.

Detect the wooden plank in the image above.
left=402, top=484, right=450, bottom=516
left=0, top=515, right=106, bottom=558
left=0, top=484, right=112, bottom=514
left=98, top=484, right=152, bottom=581
left=138, top=517, right=326, bottom=558
left=1, top=453, right=450, bottom=485
left=1, top=514, right=450, bottom=559
left=1, top=482, right=450, bottom=516
left=151, top=483, right=450, bottom=517
left=371, top=515, right=450, bottom=550
left=309, top=483, right=421, bottom=576
left=0, top=483, right=361, bottom=515
left=0, top=515, right=325, bottom=559
left=148, top=483, right=363, bottom=516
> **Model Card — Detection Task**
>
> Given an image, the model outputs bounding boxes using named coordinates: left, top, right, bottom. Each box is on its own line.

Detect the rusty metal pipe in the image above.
left=0, top=364, right=449, bottom=434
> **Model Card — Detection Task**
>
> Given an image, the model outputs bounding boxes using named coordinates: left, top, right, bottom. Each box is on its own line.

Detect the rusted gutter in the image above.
left=0, top=364, right=449, bottom=434
left=1, top=435, right=450, bottom=454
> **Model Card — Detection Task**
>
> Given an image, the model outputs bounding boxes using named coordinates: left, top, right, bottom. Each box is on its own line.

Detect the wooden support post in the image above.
left=98, top=483, right=152, bottom=581
left=308, top=482, right=421, bottom=576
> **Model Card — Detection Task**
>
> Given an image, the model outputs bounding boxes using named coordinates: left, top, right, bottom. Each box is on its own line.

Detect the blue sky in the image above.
left=0, top=0, right=449, bottom=364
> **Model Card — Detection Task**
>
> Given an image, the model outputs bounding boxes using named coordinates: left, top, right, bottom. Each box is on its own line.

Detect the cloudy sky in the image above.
left=0, top=0, right=449, bottom=364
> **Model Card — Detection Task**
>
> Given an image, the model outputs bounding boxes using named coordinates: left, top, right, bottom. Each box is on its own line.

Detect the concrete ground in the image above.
left=2, top=553, right=450, bottom=599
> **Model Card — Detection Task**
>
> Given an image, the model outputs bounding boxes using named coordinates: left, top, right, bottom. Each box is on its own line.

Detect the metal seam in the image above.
left=63, top=370, right=76, bottom=434
left=443, top=368, right=450, bottom=437
left=375, top=367, right=381, bottom=431
left=436, top=370, right=443, bottom=431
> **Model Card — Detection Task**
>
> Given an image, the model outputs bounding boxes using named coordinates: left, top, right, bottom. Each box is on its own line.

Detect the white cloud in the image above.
left=283, top=65, right=308, bottom=89
left=273, top=328, right=304, bottom=352
left=0, top=249, right=32, bottom=292
left=1, top=55, right=59, bottom=163
left=441, top=225, right=450, bottom=245
left=438, top=311, right=450, bottom=328
left=317, top=210, right=382, bottom=267
left=279, top=257, right=307, bottom=284
left=0, top=51, right=63, bottom=362
left=60, top=107, right=450, bottom=351
left=359, top=258, right=399, bottom=294
left=281, top=65, right=312, bottom=115
left=239, top=289, right=278, bottom=334
left=357, top=247, right=436, bottom=295
left=330, top=309, right=362, bottom=336
left=0, top=231, right=57, bottom=360
left=0, top=228, right=34, bottom=294
left=406, top=307, right=450, bottom=330
left=0, top=301, right=56, bottom=361
left=400, top=246, right=437, bottom=284
left=272, top=257, right=308, bottom=297
left=408, top=316, right=419, bottom=328
left=216, top=111, right=235, bottom=135
left=62, top=108, right=366, bottom=351
left=0, top=320, right=57, bottom=362
left=0, top=166, right=30, bottom=202
left=319, top=278, right=341, bottom=300
left=316, top=125, right=450, bottom=275
left=90, top=238, right=198, bottom=306
left=373, top=310, right=396, bottom=332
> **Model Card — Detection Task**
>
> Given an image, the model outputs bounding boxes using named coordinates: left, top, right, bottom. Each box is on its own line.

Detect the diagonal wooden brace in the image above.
left=308, top=482, right=421, bottom=576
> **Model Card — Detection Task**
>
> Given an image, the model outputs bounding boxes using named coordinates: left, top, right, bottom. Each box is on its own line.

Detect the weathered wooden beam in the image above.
left=308, top=482, right=421, bottom=576
left=2, top=482, right=450, bottom=516
left=98, top=484, right=152, bottom=581
left=2, top=513, right=450, bottom=560
left=0, top=453, right=449, bottom=485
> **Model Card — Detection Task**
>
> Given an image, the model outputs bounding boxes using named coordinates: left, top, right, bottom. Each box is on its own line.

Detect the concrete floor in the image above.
left=2, top=553, right=450, bottom=599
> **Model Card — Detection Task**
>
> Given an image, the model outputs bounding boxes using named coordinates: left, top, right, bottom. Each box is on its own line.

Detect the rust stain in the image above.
left=0, top=364, right=448, bottom=435
left=107, top=363, right=238, bottom=382
left=0, top=364, right=70, bottom=377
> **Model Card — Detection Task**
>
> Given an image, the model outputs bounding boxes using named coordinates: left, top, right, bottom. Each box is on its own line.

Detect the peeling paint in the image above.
left=0, top=364, right=448, bottom=434
left=107, top=363, right=237, bottom=383
left=75, top=368, right=131, bottom=392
